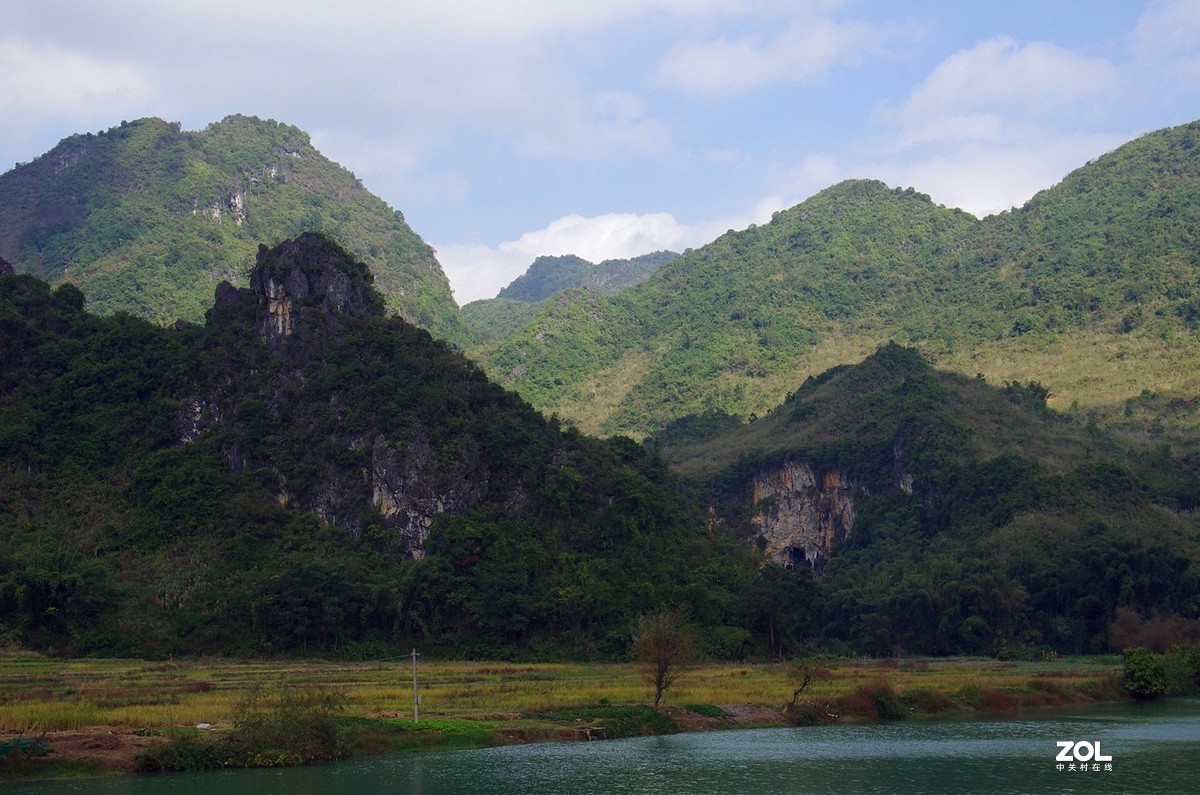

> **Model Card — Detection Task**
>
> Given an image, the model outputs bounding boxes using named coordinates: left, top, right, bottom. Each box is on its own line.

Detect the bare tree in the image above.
left=788, top=655, right=837, bottom=705
left=632, top=607, right=699, bottom=709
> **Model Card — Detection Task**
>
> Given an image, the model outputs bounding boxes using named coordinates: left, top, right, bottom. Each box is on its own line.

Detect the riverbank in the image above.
left=0, top=654, right=1129, bottom=781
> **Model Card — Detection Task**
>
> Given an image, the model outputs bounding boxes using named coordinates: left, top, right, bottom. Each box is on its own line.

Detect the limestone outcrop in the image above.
left=247, top=233, right=381, bottom=345
left=748, top=460, right=861, bottom=573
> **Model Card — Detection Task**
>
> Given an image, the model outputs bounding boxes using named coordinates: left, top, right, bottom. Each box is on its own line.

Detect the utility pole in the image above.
left=411, top=648, right=421, bottom=724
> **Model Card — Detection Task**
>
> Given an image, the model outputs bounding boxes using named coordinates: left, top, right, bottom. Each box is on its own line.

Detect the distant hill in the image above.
left=470, top=121, right=1200, bottom=438
left=498, top=251, right=678, bottom=303
left=0, top=116, right=468, bottom=344
left=464, top=251, right=677, bottom=342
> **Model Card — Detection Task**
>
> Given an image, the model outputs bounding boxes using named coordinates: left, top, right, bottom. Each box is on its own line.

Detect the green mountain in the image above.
left=0, top=234, right=769, bottom=659
left=497, top=251, right=678, bottom=303
left=497, top=254, right=594, bottom=302
left=471, top=120, right=1200, bottom=438
left=661, top=344, right=1200, bottom=656
left=2, top=239, right=1194, bottom=659
left=0, top=116, right=467, bottom=345
left=463, top=251, right=677, bottom=342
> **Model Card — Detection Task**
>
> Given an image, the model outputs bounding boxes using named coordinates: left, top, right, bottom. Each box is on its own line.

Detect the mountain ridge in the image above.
left=0, top=115, right=468, bottom=344
left=469, top=121, right=1200, bottom=438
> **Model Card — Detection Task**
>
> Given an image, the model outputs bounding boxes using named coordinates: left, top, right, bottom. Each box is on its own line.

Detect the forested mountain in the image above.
left=472, top=120, right=1200, bottom=438
left=463, top=251, right=677, bottom=342
left=497, top=251, right=677, bottom=302
left=3, top=239, right=1194, bottom=659
left=0, top=116, right=468, bottom=345
left=0, top=234, right=773, bottom=659
left=661, top=343, right=1200, bottom=656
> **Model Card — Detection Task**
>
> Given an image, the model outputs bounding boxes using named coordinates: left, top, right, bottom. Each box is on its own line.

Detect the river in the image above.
left=16, top=698, right=1200, bottom=794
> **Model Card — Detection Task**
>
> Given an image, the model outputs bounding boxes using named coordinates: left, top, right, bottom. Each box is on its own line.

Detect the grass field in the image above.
left=0, top=653, right=1125, bottom=734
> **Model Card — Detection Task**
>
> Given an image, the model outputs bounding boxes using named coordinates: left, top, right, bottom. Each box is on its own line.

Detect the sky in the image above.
left=3, top=2, right=1200, bottom=303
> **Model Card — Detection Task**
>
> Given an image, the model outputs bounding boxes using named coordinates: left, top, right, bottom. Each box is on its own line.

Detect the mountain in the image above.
left=2, top=238, right=1194, bottom=659
left=0, top=116, right=468, bottom=345
left=470, top=120, right=1200, bottom=438
left=497, top=251, right=678, bottom=303
left=497, top=254, right=594, bottom=302
left=660, top=344, right=1200, bottom=656
left=0, top=234, right=763, bottom=659
left=463, top=251, right=677, bottom=342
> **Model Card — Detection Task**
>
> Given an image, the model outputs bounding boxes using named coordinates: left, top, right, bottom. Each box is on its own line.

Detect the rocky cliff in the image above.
left=173, top=233, right=555, bottom=557
left=246, top=233, right=383, bottom=345
left=748, top=460, right=860, bottom=573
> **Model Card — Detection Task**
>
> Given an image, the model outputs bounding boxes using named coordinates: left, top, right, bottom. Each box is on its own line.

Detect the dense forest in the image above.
left=0, top=236, right=774, bottom=659
left=2, top=238, right=1196, bottom=660
left=664, top=344, right=1200, bottom=657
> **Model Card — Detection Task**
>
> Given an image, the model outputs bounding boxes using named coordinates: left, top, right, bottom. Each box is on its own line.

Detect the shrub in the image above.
left=134, top=732, right=222, bottom=773
left=901, top=688, right=954, bottom=714
left=1162, top=644, right=1200, bottom=695
left=229, top=685, right=345, bottom=764
left=134, top=684, right=346, bottom=773
left=1122, top=647, right=1169, bottom=699
left=836, top=681, right=905, bottom=721
left=783, top=701, right=827, bottom=726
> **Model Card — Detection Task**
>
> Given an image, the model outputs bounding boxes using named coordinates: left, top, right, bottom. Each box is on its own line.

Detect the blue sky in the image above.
left=3, top=1, right=1200, bottom=302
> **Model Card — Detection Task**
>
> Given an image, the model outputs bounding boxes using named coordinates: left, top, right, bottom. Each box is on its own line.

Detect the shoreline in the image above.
left=0, top=655, right=1131, bottom=782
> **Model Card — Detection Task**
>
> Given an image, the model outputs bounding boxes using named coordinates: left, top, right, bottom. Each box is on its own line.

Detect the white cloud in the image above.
left=653, top=13, right=913, bottom=97
left=768, top=153, right=846, bottom=204
left=0, top=38, right=155, bottom=124
left=519, top=90, right=673, bottom=160
left=857, top=36, right=1129, bottom=216
left=1131, top=0, right=1200, bottom=87
left=872, top=134, right=1130, bottom=217
left=1132, top=0, right=1200, bottom=59
left=877, top=36, right=1121, bottom=149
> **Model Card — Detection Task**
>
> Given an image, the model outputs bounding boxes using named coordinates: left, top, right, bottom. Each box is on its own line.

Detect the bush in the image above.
left=229, top=685, right=345, bottom=764
left=900, top=688, right=954, bottom=714
left=836, top=681, right=906, bottom=721
left=1122, top=647, right=1169, bottom=699
left=134, top=732, right=223, bottom=773
left=783, top=701, right=828, bottom=725
left=1162, top=644, right=1200, bottom=695
left=134, top=685, right=346, bottom=773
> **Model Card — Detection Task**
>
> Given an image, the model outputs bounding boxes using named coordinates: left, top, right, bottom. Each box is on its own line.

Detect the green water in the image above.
left=16, top=698, right=1200, bottom=794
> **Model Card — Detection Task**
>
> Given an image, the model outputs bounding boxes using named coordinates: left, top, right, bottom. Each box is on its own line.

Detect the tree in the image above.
left=632, top=607, right=699, bottom=709
left=788, top=655, right=838, bottom=705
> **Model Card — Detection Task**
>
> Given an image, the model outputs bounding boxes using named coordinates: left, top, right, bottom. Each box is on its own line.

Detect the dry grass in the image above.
left=0, top=656, right=1122, bottom=733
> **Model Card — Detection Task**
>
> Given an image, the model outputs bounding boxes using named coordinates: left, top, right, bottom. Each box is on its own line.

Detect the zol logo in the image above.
left=1055, top=741, right=1114, bottom=772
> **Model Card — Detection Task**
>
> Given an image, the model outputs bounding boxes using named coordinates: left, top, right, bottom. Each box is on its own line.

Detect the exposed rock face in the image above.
left=749, top=460, right=859, bottom=574
left=181, top=234, right=500, bottom=559
left=369, top=431, right=489, bottom=556
left=248, top=233, right=381, bottom=345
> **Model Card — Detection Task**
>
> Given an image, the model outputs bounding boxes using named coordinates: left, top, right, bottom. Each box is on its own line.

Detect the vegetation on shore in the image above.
left=0, top=654, right=1141, bottom=780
